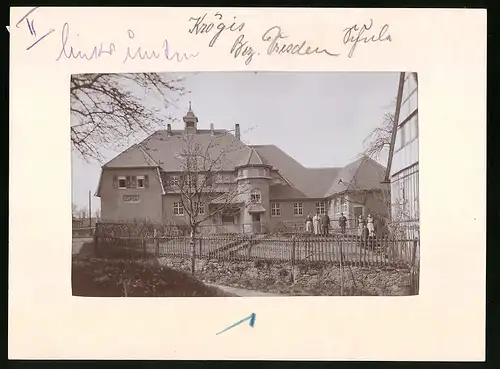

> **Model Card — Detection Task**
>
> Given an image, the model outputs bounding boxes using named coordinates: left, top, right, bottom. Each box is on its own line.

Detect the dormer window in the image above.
left=137, top=176, right=145, bottom=188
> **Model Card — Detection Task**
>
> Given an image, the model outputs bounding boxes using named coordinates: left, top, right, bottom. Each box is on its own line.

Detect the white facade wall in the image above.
left=390, top=72, right=419, bottom=226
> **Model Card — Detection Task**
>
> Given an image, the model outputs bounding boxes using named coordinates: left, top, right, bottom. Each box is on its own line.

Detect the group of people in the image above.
left=304, top=212, right=376, bottom=237
left=305, top=212, right=331, bottom=235
left=357, top=214, right=375, bottom=238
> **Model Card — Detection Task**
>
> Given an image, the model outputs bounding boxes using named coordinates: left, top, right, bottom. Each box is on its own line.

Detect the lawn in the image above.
left=72, top=256, right=234, bottom=297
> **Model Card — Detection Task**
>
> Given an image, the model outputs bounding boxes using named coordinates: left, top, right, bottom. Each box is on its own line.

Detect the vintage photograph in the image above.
left=71, top=71, right=420, bottom=297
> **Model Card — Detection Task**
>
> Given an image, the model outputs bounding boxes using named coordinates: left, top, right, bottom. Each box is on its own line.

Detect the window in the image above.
left=173, top=202, right=184, bottom=216
left=335, top=199, right=340, bottom=214
left=316, top=202, right=325, bottom=215
left=185, top=175, right=193, bottom=187
left=341, top=197, right=348, bottom=213
left=395, top=125, right=405, bottom=151
left=118, top=176, right=127, bottom=189
left=137, top=176, right=145, bottom=188
left=222, top=215, right=234, bottom=223
left=411, top=115, right=419, bottom=141
left=250, top=189, right=262, bottom=203
left=271, top=203, right=281, bottom=217
left=170, top=176, right=179, bottom=187
left=403, top=121, right=411, bottom=146
left=293, top=203, right=303, bottom=216
left=205, top=173, right=214, bottom=186
left=195, top=202, right=205, bottom=215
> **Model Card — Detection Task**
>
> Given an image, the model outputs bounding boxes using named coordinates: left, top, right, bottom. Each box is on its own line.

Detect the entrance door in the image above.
left=252, top=213, right=261, bottom=233
left=353, top=206, right=363, bottom=227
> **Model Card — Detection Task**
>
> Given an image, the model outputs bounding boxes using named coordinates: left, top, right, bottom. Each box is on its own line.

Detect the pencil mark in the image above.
left=216, top=313, right=256, bottom=335
left=16, top=7, right=55, bottom=50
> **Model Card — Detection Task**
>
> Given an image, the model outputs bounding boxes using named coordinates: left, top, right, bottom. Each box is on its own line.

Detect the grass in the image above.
left=71, top=256, right=235, bottom=297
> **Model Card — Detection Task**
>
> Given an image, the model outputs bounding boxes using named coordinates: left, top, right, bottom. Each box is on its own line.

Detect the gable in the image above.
left=324, top=156, right=386, bottom=197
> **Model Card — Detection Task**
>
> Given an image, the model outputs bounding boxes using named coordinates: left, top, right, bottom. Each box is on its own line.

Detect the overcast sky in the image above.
left=72, top=72, right=399, bottom=213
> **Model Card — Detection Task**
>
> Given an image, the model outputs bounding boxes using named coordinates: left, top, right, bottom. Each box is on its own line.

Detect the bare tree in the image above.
left=78, top=207, right=89, bottom=220
left=70, top=73, right=185, bottom=162
left=362, top=100, right=396, bottom=162
left=165, top=131, right=253, bottom=274
left=72, top=203, right=79, bottom=218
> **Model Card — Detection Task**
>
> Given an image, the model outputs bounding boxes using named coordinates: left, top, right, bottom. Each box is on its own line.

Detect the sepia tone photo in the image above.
left=71, top=72, right=420, bottom=297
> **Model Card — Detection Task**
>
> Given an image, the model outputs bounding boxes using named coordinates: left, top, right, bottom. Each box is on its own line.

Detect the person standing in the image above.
left=366, top=213, right=375, bottom=237
left=321, top=213, right=331, bottom=235
left=339, top=213, right=347, bottom=234
left=305, top=214, right=313, bottom=233
left=358, top=215, right=365, bottom=237
left=313, top=212, right=321, bottom=235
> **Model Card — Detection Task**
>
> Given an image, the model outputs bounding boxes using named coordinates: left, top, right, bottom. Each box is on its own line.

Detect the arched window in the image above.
left=250, top=189, right=262, bottom=203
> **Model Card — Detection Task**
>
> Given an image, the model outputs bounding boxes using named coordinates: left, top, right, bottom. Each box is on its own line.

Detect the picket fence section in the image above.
left=95, top=229, right=419, bottom=268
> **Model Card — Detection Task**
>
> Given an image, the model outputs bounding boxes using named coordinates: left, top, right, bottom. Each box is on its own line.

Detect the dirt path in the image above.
left=72, top=237, right=94, bottom=255
left=206, top=284, right=283, bottom=297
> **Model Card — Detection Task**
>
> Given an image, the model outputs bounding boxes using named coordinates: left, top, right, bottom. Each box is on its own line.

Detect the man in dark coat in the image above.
left=339, top=213, right=347, bottom=234
left=321, top=214, right=331, bottom=235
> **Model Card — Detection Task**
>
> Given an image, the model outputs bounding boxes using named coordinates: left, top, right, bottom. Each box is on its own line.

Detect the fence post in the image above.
left=93, top=231, right=99, bottom=257
left=291, top=236, right=296, bottom=284
left=154, top=229, right=159, bottom=257
left=199, top=238, right=203, bottom=258
left=248, top=234, right=253, bottom=258
left=410, top=239, right=419, bottom=295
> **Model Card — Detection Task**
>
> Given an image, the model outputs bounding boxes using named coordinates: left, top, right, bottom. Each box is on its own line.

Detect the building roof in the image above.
left=250, top=145, right=341, bottom=198
left=269, top=184, right=308, bottom=199
left=103, top=129, right=250, bottom=171
left=324, top=155, right=387, bottom=197
left=100, top=126, right=386, bottom=200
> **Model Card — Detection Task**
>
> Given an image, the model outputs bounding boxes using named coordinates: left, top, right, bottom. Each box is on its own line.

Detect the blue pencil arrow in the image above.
left=216, top=313, right=256, bottom=335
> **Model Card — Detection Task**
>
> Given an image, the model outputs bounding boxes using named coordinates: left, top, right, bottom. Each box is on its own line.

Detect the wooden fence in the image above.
left=94, top=231, right=419, bottom=268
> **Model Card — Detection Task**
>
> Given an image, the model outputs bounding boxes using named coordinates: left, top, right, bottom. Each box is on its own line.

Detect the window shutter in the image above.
left=206, top=173, right=213, bottom=186
left=131, top=176, right=137, bottom=188
left=112, top=176, right=118, bottom=189
left=126, top=176, right=131, bottom=188
left=144, top=175, right=149, bottom=188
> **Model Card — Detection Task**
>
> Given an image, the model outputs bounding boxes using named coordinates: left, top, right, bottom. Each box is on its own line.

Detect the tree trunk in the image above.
left=190, top=228, right=196, bottom=275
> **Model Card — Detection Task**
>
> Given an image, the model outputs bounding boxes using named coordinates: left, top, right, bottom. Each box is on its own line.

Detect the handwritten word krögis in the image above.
left=188, top=12, right=245, bottom=48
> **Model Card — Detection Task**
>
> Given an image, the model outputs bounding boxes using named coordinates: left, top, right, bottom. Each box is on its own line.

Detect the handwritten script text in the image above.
left=342, top=19, right=392, bottom=58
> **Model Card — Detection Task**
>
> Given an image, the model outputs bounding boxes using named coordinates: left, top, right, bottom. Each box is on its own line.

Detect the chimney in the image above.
left=210, top=123, right=215, bottom=135
left=167, top=123, right=172, bottom=136
left=235, top=124, right=240, bottom=140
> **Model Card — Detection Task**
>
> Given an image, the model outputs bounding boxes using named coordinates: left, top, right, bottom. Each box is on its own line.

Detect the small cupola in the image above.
left=183, top=101, right=198, bottom=134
